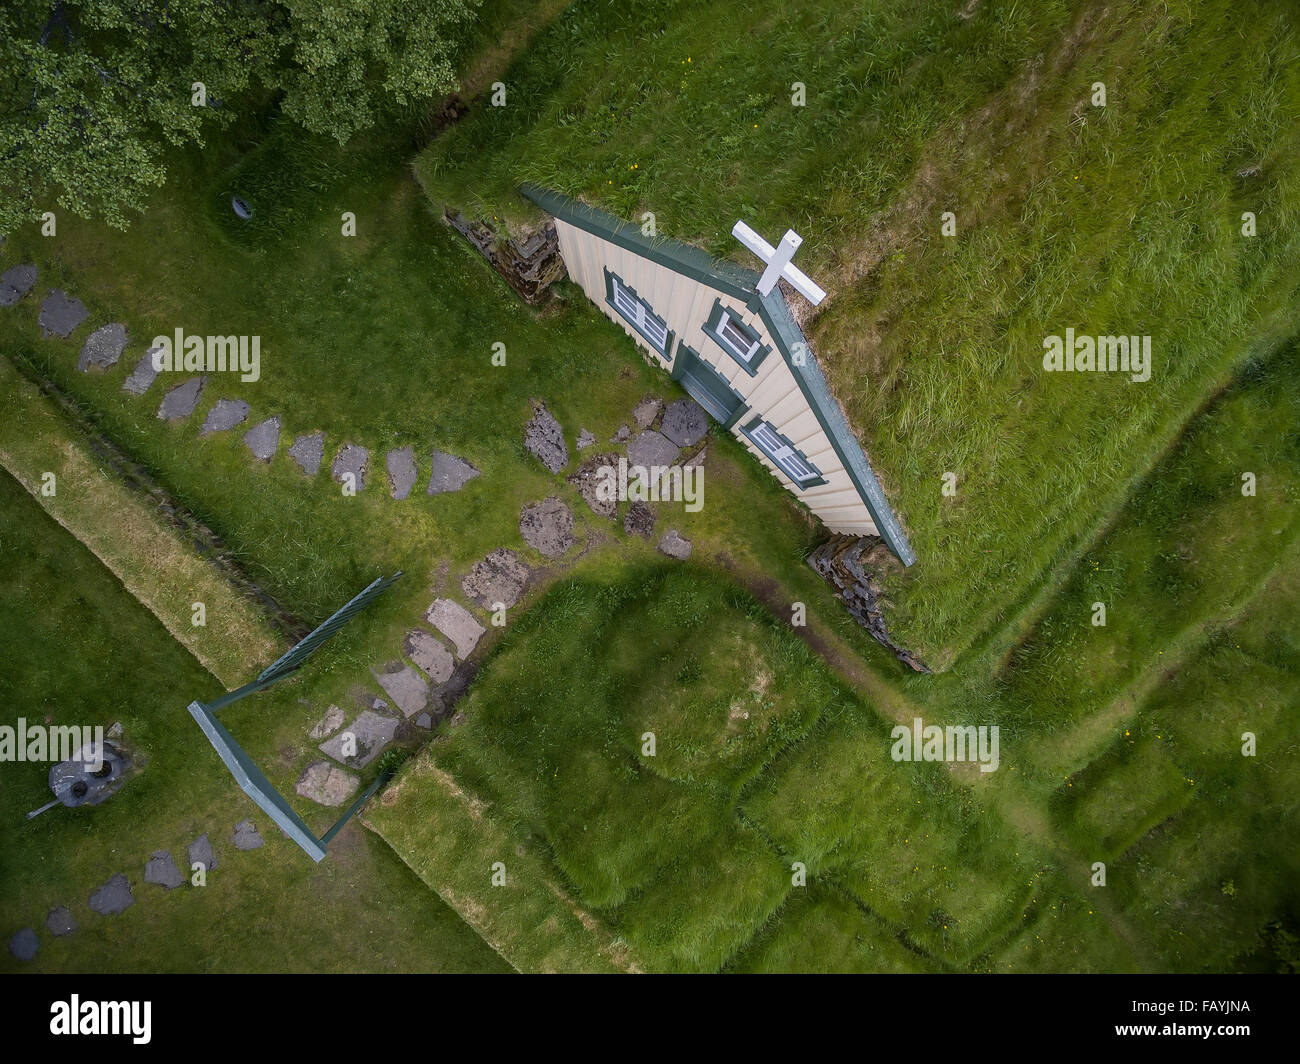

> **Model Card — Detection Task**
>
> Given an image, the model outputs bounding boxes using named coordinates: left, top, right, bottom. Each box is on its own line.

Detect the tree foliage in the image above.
left=0, top=0, right=478, bottom=232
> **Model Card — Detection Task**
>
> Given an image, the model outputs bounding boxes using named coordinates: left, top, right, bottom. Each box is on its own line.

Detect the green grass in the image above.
left=0, top=468, right=508, bottom=974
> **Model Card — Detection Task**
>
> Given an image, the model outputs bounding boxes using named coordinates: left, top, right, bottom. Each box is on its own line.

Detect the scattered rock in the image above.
left=243, top=416, right=281, bottom=461
left=684, top=445, right=707, bottom=469
left=157, top=376, right=206, bottom=421
left=427, top=451, right=480, bottom=494
left=331, top=443, right=368, bottom=491
left=371, top=697, right=390, bottom=713
left=660, top=399, right=710, bottom=448
left=107, top=721, right=124, bottom=740
left=658, top=529, right=693, bottom=560
left=88, top=873, right=134, bottom=915
left=524, top=400, right=568, bottom=473
left=611, top=424, right=631, bottom=443
left=373, top=662, right=430, bottom=717
left=624, top=501, right=655, bottom=539
left=8, top=928, right=38, bottom=961
left=232, top=819, right=263, bottom=851
left=295, top=760, right=360, bottom=807
left=632, top=396, right=662, bottom=429
left=188, top=833, right=217, bottom=873
left=289, top=431, right=325, bottom=476
left=122, top=348, right=162, bottom=396
left=627, top=429, right=680, bottom=470
left=461, top=548, right=530, bottom=609
left=144, top=850, right=185, bottom=889
left=569, top=454, right=618, bottom=518
left=414, top=712, right=432, bottom=729
left=46, top=907, right=76, bottom=937
left=201, top=398, right=250, bottom=436
left=38, top=289, right=88, bottom=337
left=386, top=446, right=417, bottom=500
left=404, top=629, right=454, bottom=684
left=318, top=710, right=398, bottom=769
left=576, top=428, right=596, bottom=450
left=0, top=263, right=37, bottom=306
left=77, top=323, right=128, bottom=372
left=426, top=598, right=486, bottom=659
left=519, top=497, right=575, bottom=557
left=308, top=705, right=346, bottom=740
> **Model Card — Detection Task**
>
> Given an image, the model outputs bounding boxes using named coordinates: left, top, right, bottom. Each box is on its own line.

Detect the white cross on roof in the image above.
left=731, top=221, right=826, bottom=305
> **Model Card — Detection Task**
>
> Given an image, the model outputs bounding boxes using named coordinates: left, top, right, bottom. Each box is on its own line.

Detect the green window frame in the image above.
left=740, top=416, right=826, bottom=489
left=703, top=298, right=771, bottom=376
left=603, top=268, right=673, bottom=359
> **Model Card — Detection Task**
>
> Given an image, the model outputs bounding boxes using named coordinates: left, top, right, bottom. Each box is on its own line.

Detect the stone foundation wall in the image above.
left=444, top=211, right=567, bottom=305
left=807, top=534, right=929, bottom=672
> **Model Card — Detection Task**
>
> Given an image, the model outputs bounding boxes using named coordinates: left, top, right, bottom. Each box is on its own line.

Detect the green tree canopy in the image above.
left=0, top=0, right=478, bottom=232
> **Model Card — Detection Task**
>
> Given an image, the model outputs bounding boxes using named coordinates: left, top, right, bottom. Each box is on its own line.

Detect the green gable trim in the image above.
left=520, top=183, right=915, bottom=566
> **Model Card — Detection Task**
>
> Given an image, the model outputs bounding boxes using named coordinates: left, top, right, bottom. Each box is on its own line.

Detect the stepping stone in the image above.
left=427, top=451, right=480, bottom=495
left=658, top=529, right=693, bottom=560
left=122, top=347, right=162, bottom=396
left=289, top=431, right=325, bottom=476
left=576, top=428, right=596, bottom=450
left=611, top=424, right=631, bottom=443
left=332, top=443, right=368, bottom=491
left=8, top=928, right=38, bottom=961
left=627, top=429, right=680, bottom=470
left=38, top=289, right=88, bottom=337
left=318, top=710, right=398, bottom=769
left=201, top=398, right=250, bottom=435
left=88, top=873, right=134, bottom=915
left=524, top=401, right=568, bottom=473
left=373, top=662, right=429, bottom=718
left=519, top=497, right=575, bottom=557
left=461, top=548, right=529, bottom=609
left=243, top=416, right=281, bottom=461
left=308, top=705, right=346, bottom=740
left=77, top=322, right=128, bottom=372
left=144, top=850, right=185, bottom=889
left=624, top=501, right=655, bottom=539
left=660, top=399, right=709, bottom=448
left=232, top=819, right=262, bottom=851
left=404, top=629, right=454, bottom=684
left=569, top=454, right=618, bottom=518
left=188, top=833, right=218, bottom=873
left=632, top=396, right=662, bottom=429
left=295, top=760, right=360, bottom=807
left=426, top=598, right=486, bottom=659
left=157, top=376, right=205, bottom=421
left=46, top=907, right=76, bottom=937
left=414, top=712, right=432, bottom=730
left=0, top=263, right=37, bottom=306
left=386, top=446, right=417, bottom=499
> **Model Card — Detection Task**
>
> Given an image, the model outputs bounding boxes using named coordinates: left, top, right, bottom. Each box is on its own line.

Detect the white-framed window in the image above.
left=743, top=418, right=823, bottom=488
left=604, top=269, right=671, bottom=356
left=703, top=299, right=771, bottom=375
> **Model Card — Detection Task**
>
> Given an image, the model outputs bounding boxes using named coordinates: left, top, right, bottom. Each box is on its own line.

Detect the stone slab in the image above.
left=39, top=289, right=88, bottom=337
left=461, top=548, right=529, bottom=609
left=157, top=376, right=206, bottom=421
left=188, top=833, right=218, bottom=872
left=289, top=431, right=325, bottom=476
left=660, top=399, right=710, bottom=447
left=77, top=322, right=128, bottom=372
left=658, top=529, right=693, bottom=560
left=576, top=428, right=596, bottom=450
left=524, top=401, right=568, bottom=473
left=632, top=396, right=662, bottom=429
left=295, top=760, right=360, bottom=807
left=404, top=629, right=454, bottom=684
left=610, top=424, right=631, bottom=443
left=387, top=446, right=417, bottom=499
left=243, top=416, right=281, bottom=460
left=373, top=662, right=430, bottom=717
left=627, top=429, right=680, bottom=470
left=8, top=928, right=38, bottom=961
left=427, top=451, right=480, bottom=495
left=122, top=347, right=162, bottom=395
left=0, top=263, right=37, bottom=306
left=46, top=906, right=76, bottom=937
left=332, top=443, right=368, bottom=491
left=318, top=710, right=398, bottom=769
left=519, top=496, right=575, bottom=557
left=88, top=873, right=134, bottom=915
left=144, top=850, right=185, bottom=889
left=232, top=819, right=263, bottom=851
left=426, top=598, right=485, bottom=659
left=308, top=705, right=346, bottom=740
left=201, top=398, right=250, bottom=435
left=569, top=454, right=617, bottom=518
